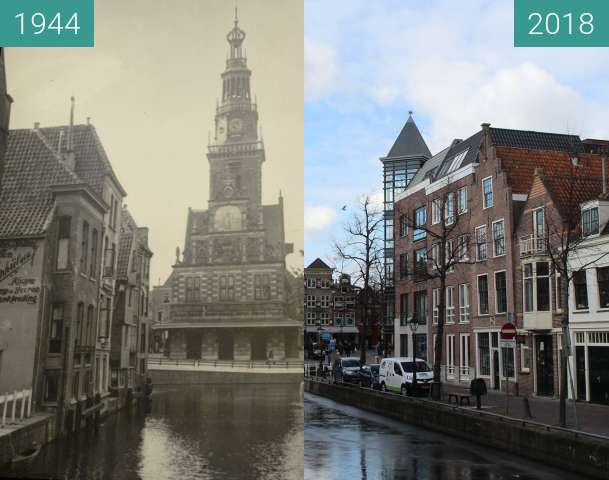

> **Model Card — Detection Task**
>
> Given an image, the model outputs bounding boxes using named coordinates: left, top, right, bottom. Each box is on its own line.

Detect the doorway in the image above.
left=492, top=350, right=500, bottom=390
left=218, top=331, right=234, bottom=361
left=186, top=331, right=202, bottom=359
left=535, top=335, right=554, bottom=396
left=589, top=346, right=609, bottom=405
left=251, top=332, right=267, bottom=361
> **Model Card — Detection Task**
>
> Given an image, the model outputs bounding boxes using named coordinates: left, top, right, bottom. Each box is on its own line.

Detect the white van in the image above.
left=379, top=357, right=434, bottom=395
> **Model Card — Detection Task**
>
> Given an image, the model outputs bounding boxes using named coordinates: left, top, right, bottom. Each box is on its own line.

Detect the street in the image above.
left=304, top=393, right=590, bottom=480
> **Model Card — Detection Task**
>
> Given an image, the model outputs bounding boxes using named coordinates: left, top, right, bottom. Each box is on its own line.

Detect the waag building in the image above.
left=154, top=14, right=301, bottom=362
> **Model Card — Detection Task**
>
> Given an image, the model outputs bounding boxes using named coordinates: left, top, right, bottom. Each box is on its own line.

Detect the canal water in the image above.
left=305, top=393, right=591, bottom=480
left=2, top=384, right=303, bottom=480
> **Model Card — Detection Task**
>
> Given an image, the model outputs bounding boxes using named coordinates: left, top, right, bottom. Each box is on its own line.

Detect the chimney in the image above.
left=64, top=97, right=76, bottom=170
left=480, top=122, right=491, bottom=162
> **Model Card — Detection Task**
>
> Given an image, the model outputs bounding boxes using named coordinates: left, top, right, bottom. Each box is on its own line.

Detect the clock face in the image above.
left=223, top=185, right=234, bottom=198
left=229, top=118, right=243, bottom=132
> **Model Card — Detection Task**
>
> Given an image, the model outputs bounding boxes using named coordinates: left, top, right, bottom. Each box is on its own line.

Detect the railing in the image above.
left=520, top=235, right=547, bottom=257
left=147, top=357, right=304, bottom=370
left=1, top=389, right=32, bottom=428
left=304, top=379, right=609, bottom=442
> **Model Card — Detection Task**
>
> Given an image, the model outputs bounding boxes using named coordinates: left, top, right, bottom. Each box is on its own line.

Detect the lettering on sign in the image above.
left=0, top=245, right=40, bottom=305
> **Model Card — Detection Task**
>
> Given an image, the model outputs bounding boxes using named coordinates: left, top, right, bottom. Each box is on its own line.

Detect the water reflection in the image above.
left=2, top=384, right=303, bottom=480
left=304, top=393, right=588, bottom=480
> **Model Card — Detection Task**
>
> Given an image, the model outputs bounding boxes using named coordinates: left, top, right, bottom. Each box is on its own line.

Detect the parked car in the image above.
left=358, top=364, right=380, bottom=389
left=333, top=357, right=361, bottom=384
left=379, top=357, right=433, bottom=395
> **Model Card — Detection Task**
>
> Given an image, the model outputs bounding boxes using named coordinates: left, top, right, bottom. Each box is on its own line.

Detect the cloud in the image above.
left=304, top=205, right=336, bottom=231
left=305, top=38, right=338, bottom=101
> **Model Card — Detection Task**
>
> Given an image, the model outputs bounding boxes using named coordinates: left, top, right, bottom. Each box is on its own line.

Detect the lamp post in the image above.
left=408, top=315, right=419, bottom=395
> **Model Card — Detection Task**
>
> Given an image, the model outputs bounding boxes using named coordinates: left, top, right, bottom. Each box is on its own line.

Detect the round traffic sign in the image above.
left=500, top=322, right=516, bottom=340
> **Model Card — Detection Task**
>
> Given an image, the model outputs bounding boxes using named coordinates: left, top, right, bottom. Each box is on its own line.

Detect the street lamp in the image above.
left=408, top=315, right=419, bottom=395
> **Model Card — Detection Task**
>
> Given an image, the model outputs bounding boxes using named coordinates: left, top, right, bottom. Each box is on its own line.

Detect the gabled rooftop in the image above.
left=383, top=113, right=431, bottom=160
left=306, top=258, right=331, bottom=270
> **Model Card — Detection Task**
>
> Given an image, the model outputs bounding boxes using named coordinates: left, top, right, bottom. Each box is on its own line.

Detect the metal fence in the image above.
left=1, top=389, right=33, bottom=428
left=147, top=357, right=304, bottom=370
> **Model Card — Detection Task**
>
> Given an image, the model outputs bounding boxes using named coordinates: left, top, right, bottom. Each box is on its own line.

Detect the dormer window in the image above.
left=582, top=206, right=599, bottom=237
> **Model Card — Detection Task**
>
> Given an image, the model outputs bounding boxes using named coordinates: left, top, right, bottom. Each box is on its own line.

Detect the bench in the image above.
left=448, top=392, right=471, bottom=406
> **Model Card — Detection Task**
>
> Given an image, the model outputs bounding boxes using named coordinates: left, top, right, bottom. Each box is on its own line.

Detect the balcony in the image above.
left=520, top=235, right=547, bottom=257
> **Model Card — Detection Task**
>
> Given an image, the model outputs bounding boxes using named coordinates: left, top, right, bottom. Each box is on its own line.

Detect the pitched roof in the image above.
left=117, top=207, right=138, bottom=278
left=498, top=147, right=606, bottom=217
left=0, top=124, right=124, bottom=240
left=434, top=131, right=483, bottom=179
left=385, top=114, right=431, bottom=159
left=0, top=129, right=82, bottom=238
left=490, top=128, right=581, bottom=152
left=306, top=258, right=331, bottom=269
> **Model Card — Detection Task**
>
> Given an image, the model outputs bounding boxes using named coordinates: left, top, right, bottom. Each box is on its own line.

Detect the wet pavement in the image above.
left=1, top=384, right=303, bottom=480
left=304, top=393, right=592, bottom=480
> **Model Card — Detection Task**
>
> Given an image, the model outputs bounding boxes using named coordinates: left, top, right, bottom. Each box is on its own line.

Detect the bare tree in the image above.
left=334, top=196, right=384, bottom=365
left=537, top=152, right=609, bottom=427
left=397, top=187, right=473, bottom=400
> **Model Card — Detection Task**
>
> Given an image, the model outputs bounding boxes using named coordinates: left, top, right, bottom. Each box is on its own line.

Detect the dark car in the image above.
left=333, top=357, right=361, bottom=384
left=358, top=364, right=380, bottom=389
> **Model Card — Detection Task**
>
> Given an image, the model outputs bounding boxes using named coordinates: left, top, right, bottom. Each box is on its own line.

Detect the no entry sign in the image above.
left=500, top=322, right=516, bottom=348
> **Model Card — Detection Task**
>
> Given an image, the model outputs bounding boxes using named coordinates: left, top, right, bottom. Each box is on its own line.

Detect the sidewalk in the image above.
left=445, top=384, right=609, bottom=437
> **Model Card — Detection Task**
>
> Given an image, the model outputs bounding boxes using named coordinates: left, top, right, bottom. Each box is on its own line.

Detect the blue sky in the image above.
left=304, top=0, right=609, bottom=269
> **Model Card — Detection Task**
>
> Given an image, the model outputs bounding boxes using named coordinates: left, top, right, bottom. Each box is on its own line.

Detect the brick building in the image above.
left=0, top=111, right=126, bottom=434
left=0, top=47, right=13, bottom=188
left=111, top=206, right=152, bottom=404
left=153, top=14, right=301, bottom=362
left=393, top=123, right=607, bottom=398
left=304, top=259, right=359, bottom=351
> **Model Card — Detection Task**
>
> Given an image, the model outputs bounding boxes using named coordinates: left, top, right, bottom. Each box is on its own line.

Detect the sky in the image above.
left=304, top=0, right=609, bottom=270
left=6, top=0, right=304, bottom=285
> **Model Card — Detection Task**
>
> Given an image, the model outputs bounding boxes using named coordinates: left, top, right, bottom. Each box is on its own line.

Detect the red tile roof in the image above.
left=497, top=146, right=607, bottom=216
left=0, top=124, right=121, bottom=239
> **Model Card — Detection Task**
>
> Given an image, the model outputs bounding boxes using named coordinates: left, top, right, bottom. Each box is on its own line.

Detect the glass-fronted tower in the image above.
left=379, top=112, right=431, bottom=348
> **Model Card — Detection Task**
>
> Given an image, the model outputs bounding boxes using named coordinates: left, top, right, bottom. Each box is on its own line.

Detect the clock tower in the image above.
left=157, top=10, right=301, bottom=366
left=209, top=8, right=263, bottom=232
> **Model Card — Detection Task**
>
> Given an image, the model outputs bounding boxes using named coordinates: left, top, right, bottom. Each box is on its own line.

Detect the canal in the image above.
left=2, top=384, right=303, bottom=480
left=304, top=393, right=591, bottom=480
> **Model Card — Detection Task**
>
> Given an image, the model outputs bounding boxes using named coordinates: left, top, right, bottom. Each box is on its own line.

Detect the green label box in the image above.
left=0, top=0, right=94, bottom=47
left=515, top=0, right=609, bottom=47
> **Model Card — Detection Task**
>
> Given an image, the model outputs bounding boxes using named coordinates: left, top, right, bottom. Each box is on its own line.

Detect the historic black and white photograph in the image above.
left=0, top=1, right=304, bottom=479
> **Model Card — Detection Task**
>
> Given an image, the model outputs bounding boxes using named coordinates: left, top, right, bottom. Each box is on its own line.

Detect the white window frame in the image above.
left=446, top=239, right=455, bottom=272
left=482, top=176, right=493, bottom=209
left=432, top=199, right=441, bottom=225
left=320, top=295, right=331, bottom=308
left=446, top=286, right=455, bottom=323
left=458, top=234, right=469, bottom=262
left=492, top=219, right=505, bottom=257
left=445, top=192, right=455, bottom=225
left=520, top=344, right=531, bottom=373
left=431, top=243, right=439, bottom=270
left=447, top=334, right=455, bottom=377
left=477, top=273, right=489, bottom=316
left=319, top=312, right=330, bottom=325
left=457, top=186, right=468, bottom=214
left=305, top=312, right=316, bottom=325
left=494, top=270, right=507, bottom=314
left=460, top=333, right=470, bottom=377
left=459, top=283, right=470, bottom=323
left=432, top=288, right=439, bottom=325
left=306, top=295, right=315, bottom=308
left=475, top=225, right=487, bottom=261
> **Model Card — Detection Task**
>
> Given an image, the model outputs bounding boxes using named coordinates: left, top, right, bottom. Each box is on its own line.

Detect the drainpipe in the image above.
left=602, top=150, right=608, bottom=197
